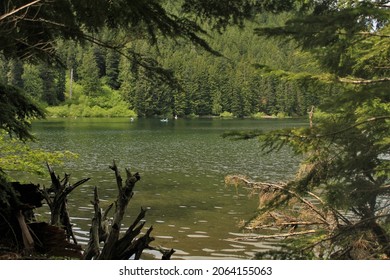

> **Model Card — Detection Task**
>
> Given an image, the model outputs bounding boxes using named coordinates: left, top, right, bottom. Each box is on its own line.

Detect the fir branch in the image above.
left=316, top=116, right=390, bottom=138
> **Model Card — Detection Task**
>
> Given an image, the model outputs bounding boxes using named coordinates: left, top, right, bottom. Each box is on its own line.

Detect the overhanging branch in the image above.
left=0, top=0, right=43, bottom=21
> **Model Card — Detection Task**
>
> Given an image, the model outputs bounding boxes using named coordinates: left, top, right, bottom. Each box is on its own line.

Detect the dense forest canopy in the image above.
left=0, top=12, right=331, bottom=119
left=2, top=0, right=284, bottom=136
left=0, top=0, right=389, bottom=260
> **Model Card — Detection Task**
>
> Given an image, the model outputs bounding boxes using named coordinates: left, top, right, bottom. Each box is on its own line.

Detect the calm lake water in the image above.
left=28, top=118, right=307, bottom=259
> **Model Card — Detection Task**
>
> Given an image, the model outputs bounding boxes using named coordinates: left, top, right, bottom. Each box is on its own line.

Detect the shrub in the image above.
left=46, top=105, right=69, bottom=117
left=251, top=112, right=267, bottom=119
left=219, top=111, right=234, bottom=118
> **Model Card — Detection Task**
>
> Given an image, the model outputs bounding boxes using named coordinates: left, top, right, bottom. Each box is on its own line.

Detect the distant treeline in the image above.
left=0, top=13, right=336, bottom=118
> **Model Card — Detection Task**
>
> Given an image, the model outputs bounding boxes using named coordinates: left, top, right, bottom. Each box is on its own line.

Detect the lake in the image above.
left=28, top=117, right=307, bottom=259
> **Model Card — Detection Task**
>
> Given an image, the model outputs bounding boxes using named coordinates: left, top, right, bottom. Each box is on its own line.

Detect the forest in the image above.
left=0, top=0, right=389, bottom=260
left=0, top=13, right=334, bottom=119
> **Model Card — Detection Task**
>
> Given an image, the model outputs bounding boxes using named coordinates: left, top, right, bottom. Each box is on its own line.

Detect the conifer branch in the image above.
left=316, top=116, right=390, bottom=138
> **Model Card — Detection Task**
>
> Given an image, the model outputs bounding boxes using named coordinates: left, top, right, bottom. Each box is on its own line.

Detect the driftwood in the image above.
left=83, top=186, right=111, bottom=259
left=1, top=161, right=174, bottom=259
left=42, top=163, right=90, bottom=244
left=84, top=161, right=174, bottom=260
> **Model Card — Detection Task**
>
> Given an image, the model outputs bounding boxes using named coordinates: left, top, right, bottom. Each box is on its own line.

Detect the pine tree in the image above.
left=22, top=64, right=44, bottom=101
left=0, top=54, right=7, bottom=85
left=56, top=67, right=66, bottom=102
left=228, top=0, right=390, bottom=259
left=79, top=48, right=101, bottom=96
left=7, top=59, right=24, bottom=88
left=106, top=49, right=121, bottom=90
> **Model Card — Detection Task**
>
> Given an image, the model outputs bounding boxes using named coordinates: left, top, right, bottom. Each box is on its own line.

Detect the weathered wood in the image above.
left=120, top=226, right=155, bottom=260
left=16, top=210, right=34, bottom=252
left=114, top=208, right=148, bottom=256
left=83, top=187, right=102, bottom=260
left=2, top=161, right=174, bottom=260
left=162, top=248, right=175, bottom=260
left=97, top=161, right=141, bottom=259
left=42, top=163, right=90, bottom=244
left=83, top=186, right=115, bottom=259
left=309, top=105, right=314, bottom=128
left=85, top=161, right=174, bottom=260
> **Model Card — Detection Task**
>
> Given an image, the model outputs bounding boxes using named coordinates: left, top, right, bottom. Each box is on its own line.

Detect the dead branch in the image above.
left=97, top=160, right=142, bottom=259
left=226, top=175, right=329, bottom=225
left=0, top=0, right=42, bottom=22
left=246, top=221, right=323, bottom=231
left=228, top=230, right=317, bottom=241
left=83, top=187, right=104, bottom=259
left=42, top=163, right=90, bottom=244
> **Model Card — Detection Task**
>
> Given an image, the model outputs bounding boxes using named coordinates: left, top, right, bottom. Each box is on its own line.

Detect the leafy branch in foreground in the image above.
left=0, top=84, right=45, bottom=141
left=0, top=131, right=77, bottom=176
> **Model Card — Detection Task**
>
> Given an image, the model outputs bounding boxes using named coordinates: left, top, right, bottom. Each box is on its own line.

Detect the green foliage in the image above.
left=46, top=83, right=136, bottom=118
left=0, top=9, right=325, bottom=119
left=115, top=12, right=324, bottom=118
left=79, top=49, right=102, bottom=96
left=0, top=1, right=200, bottom=63
left=234, top=0, right=390, bottom=259
left=7, top=59, right=24, bottom=88
left=0, top=132, right=77, bottom=176
left=219, top=111, right=234, bottom=118
left=105, top=49, right=121, bottom=90
left=251, top=112, right=268, bottom=119
left=0, top=83, right=45, bottom=140
left=22, top=64, right=44, bottom=101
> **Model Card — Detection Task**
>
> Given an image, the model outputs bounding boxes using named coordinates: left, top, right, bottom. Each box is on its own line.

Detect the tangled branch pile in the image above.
left=226, top=174, right=390, bottom=260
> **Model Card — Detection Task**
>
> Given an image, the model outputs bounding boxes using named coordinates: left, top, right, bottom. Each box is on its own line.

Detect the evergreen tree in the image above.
left=106, top=49, right=121, bottom=90
left=0, top=54, right=7, bottom=85
left=228, top=0, right=390, bottom=259
left=22, top=64, right=44, bottom=101
left=56, top=67, right=66, bottom=102
left=7, top=59, right=24, bottom=88
left=79, top=48, right=101, bottom=96
left=38, top=64, right=57, bottom=105
left=93, top=46, right=106, bottom=78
